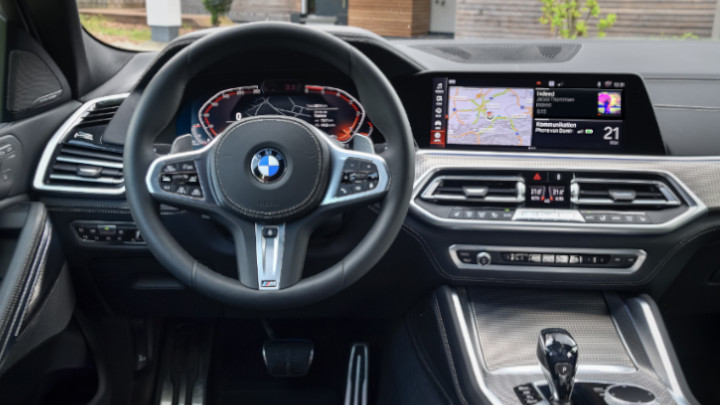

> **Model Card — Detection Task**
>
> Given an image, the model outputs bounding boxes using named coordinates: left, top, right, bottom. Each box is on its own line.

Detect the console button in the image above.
left=514, top=253, right=529, bottom=262
left=180, top=162, right=195, bottom=171
left=555, top=254, right=569, bottom=264
left=514, top=384, right=542, bottom=405
left=476, top=252, right=492, bottom=266
left=262, top=227, right=278, bottom=238
left=456, top=250, right=476, bottom=264
left=548, top=172, right=565, bottom=182
left=569, top=255, right=580, bottom=264
left=611, top=255, right=638, bottom=267
left=448, top=208, right=463, bottom=219
left=542, top=254, right=555, bottom=264
left=583, top=213, right=597, bottom=222
left=189, top=187, right=203, bottom=198
left=172, top=173, right=190, bottom=183
left=462, top=209, right=476, bottom=219
left=98, top=224, right=116, bottom=236
left=360, top=161, right=377, bottom=172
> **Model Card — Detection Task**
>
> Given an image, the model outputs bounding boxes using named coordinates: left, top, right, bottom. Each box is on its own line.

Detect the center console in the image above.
left=423, top=287, right=697, bottom=405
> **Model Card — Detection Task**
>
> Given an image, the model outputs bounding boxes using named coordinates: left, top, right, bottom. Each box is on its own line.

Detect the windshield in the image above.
left=77, top=0, right=717, bottom=50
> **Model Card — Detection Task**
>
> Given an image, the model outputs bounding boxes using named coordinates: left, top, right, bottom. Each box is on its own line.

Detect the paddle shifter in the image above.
left=537, top=328, right=579, bottom=405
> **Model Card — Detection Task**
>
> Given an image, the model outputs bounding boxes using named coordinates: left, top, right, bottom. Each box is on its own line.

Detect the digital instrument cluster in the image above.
left=184, top=81, right=374, bottom=147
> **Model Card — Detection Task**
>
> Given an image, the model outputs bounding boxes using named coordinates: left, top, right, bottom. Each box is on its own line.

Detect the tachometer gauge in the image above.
left=197, top=84, right=365, bottom=144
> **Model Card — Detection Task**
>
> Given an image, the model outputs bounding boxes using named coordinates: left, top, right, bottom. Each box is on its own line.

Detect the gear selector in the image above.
left=537, top=328, right=579, bottom=405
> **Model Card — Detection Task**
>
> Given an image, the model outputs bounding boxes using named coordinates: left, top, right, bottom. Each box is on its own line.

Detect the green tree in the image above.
left=202, top=0, right=234, bottom=27
left=539, top=0, right=617, bottom=39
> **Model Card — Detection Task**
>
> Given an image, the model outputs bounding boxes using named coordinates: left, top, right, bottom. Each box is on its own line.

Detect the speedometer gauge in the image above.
left=195, top=83, right=366, bottom=145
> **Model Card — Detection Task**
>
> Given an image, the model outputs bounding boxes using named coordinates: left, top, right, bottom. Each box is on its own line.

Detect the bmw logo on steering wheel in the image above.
left=250, top=148, right=287, bottom=183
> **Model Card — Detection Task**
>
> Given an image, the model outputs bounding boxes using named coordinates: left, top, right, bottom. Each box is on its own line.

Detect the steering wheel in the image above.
left=124, top=23, right=415, bottom=309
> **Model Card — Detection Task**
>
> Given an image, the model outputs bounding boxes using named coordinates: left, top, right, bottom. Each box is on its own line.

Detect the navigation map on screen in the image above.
left=446, top=86, right=534, bottom=147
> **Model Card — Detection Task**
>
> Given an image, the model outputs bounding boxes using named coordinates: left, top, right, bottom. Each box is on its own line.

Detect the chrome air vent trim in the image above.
left=420, top=175, right=525, bottom=204
left=411, top=152, right=707, bottom=234
left=570, top=177, right=682, bottom=207
left=33, top=94, right=128, bottom=195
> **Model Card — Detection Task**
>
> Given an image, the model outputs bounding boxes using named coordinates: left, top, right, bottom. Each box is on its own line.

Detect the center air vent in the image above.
left=570, top=177, right=681, bottom=208
left=34, top=93, right=128, bottom=195
left=421, top=175, right=525, bottom=204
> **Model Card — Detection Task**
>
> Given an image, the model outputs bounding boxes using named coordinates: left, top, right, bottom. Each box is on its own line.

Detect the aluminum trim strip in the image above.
left=449, top=290, right=504, bottom=405
left=412, top=161, right=707, bottom=234
left=255, top=223, right=285, bottom=291
left=627, top=298, right=693, bottom=405
left=570, top=177, right=682, bottom=207
left=55, top=155, right=124, bottom=169
left=449, top=245, right=647, bottom=275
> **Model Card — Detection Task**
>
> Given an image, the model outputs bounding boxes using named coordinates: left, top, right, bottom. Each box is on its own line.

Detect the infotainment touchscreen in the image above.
left=429, top=77, right=632, bottom=152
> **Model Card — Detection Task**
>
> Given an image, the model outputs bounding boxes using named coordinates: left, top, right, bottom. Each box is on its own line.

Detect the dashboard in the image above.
left=29, top=28, right=720, bottom=299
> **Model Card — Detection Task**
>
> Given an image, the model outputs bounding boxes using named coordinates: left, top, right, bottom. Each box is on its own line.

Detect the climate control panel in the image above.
left=412, top=168, right=705, bottom=234
left=450, top=245, right=646, bottom=274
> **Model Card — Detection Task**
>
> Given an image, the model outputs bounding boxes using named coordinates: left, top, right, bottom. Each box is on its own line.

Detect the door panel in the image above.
left=0, top=201, right=74, bottom=373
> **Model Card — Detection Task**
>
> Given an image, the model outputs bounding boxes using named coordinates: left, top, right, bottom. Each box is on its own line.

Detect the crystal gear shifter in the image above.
left=537, top=328, right=579, bottom=405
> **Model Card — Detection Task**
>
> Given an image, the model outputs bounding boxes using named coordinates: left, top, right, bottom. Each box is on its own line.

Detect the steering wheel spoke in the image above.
left=228, top=217, right=315, bottom=291
left=319, top=142, right=391, bottom=211
left=145, top=148, right=219, bottom=213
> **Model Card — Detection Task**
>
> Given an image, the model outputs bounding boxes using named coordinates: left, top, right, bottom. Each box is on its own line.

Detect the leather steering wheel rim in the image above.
left=124, top=22, right=415, bottom=309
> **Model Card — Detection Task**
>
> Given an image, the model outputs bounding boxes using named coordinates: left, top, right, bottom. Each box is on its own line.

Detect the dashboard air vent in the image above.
left=34, top=93, right=128, bottom=195
left=570, top=177, right=681, bottom=208
left=421, top=175, right=525, bottom=204
left=47, top=140, right=123, bottom=188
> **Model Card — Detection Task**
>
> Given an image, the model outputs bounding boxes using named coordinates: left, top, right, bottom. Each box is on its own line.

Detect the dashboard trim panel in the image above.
left=449, top=245, right=647, bottom=275
left=412, top=150, right=710, bottom=234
